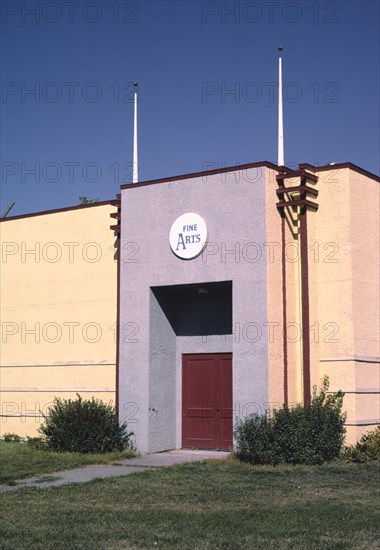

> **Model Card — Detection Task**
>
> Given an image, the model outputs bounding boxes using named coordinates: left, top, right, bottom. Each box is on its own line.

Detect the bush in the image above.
left=232, top=413, right=273, bottom=464
left=2, top=433, right=22, bottom=443
left=234, top=376, right=346, bottom=465
left=39, top=394, right=133, bottom=453
left=342, top=426, right=380, bottom=463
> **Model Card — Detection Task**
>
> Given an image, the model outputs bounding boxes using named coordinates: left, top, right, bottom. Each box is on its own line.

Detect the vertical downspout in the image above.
left=110, top=195, right=121, bottom=417
left=281, top=213, right=289, bottom=406
left=276, top=172, right=318, bottom=406
left=300, top=208, right=311, bottom=402
left=115, top=228, right=120, bottom=414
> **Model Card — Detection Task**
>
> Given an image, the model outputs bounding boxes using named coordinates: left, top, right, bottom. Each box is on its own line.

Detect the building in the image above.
left=1, top=161, right=379, bottom=449
left=1, top=201, right=118, bottom=436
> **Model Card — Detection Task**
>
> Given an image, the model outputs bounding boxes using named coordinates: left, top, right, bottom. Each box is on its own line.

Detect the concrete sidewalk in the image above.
left=0, top=450, right=230, bottom=493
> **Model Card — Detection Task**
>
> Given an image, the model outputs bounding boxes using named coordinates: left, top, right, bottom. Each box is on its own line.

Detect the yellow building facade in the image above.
left=266, top=163, right=380, bottom=443
left=0, top=162, right=378, bottom=445
left=1, top=201, right=118, bottom=436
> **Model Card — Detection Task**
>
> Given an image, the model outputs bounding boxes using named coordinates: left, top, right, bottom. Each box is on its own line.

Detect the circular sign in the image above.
left=169, top=213, right=207, bottom=260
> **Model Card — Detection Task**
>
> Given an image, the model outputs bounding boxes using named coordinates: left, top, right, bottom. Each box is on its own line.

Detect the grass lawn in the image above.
left=0, top=442, right=135, bottom=484
left=1, top=458, right=379, bottom=550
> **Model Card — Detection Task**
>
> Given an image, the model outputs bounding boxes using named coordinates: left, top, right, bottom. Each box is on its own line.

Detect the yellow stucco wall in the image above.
left=1, top=165, right=378, bottom=445
left=266, top=164, right=379, bottom=445
left=349, top=170, right=380, bottom=358
left=315, top=167, right=380, bottom=444
left=0, top=203, right=118, bottom=437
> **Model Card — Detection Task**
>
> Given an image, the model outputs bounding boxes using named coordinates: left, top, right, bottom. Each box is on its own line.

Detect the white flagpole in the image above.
left=278, top=47, right=284, bottom=167
left=133, top=82, right=138, bottom=183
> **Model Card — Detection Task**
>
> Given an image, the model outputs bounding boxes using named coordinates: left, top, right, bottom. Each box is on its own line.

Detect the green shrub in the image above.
left=342, top=426, right=380, bottom=463
left=232, top=413, right=273, bottom=464
left=39, top=394, right=133, bottom=453
left=234, top=376, right=346, bottom=465
left=2, top=433, right=22, bottom=443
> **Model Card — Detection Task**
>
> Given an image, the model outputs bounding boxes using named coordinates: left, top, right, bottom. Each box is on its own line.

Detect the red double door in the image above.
left=182, top=353, right=233, bottom=450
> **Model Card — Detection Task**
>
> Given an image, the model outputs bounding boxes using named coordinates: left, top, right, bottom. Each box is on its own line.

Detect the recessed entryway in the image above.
left=182, top=353, right=233, bottom=450
left=151, top=281, right=232, bottom=336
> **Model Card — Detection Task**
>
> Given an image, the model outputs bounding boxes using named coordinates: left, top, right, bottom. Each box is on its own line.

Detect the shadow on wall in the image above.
left=151, top=281, right=232, bottom=337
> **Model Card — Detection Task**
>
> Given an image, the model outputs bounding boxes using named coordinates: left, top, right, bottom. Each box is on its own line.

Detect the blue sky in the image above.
left=1, top=0, right=379, bottom=215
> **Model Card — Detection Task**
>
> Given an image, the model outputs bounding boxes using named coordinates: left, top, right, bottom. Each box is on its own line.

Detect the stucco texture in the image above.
left=0, top=204, right=118, bottom=437
left=119, top=166, right=270, bottom=452
left=314, top=167, right=379, bottom=444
